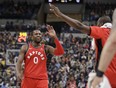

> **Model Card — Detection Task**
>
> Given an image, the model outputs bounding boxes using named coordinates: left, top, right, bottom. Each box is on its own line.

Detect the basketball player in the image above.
left=91, top=9, right=116, bottom=88
left=49, top=4, right=116, bottom=87
left=16, top=25, right=64, bottom=88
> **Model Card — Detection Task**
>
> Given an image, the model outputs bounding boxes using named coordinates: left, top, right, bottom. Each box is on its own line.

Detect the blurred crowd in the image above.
left=0, top=21, right=37, bottom=31
left=48, top=33, right=95, bottom=88
left=0, top=31, right=20, bottom=88
left=0, top=0, right=41, bottom=19
left=82, top=3, right=116, bottom=26
left=84, top=3, right=116, bottom=21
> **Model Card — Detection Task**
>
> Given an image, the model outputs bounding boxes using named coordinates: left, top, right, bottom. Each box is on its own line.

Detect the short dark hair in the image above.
left=31, top=27, right=41, bottom=36
left=99, top=16, right=111, bottom=24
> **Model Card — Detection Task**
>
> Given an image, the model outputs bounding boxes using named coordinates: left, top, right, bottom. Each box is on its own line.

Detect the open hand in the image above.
left=46, top=25, right=57, bottom=38
left=49, top=3, right=62, bottom=17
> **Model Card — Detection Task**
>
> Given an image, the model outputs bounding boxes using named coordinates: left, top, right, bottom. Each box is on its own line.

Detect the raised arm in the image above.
left=45, top=25, right=64, bottom=56
left=49, top=4, right=90, bottom=34
left=16, top=45, right=27, bottom=80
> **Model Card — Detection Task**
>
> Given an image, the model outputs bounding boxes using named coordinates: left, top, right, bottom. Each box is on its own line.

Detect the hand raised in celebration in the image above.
left=46, top=25, right=57, bottom=38
left=49, top=3, right=62, bottom=17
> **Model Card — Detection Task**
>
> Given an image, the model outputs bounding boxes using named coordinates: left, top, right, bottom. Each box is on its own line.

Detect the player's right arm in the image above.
left=49, top=4, right=90, bottom=34
left=45, top=25, right=64, bottom=56
left=16, top=44, right=27, bottom=80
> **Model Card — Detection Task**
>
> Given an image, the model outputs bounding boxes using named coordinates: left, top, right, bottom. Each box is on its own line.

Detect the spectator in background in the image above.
left=67, top=75, right=77, bottom=88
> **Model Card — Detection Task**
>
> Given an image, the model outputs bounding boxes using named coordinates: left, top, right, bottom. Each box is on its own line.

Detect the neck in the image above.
left=32, top=41, right=41, bottom=48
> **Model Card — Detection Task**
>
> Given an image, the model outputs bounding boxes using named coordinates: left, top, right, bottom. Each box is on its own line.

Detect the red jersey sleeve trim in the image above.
left=90, top=26, right=104, bottom=39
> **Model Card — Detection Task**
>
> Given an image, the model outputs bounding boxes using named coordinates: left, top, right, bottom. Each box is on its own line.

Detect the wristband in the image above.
left=96, top=69, right=104, bottom=77
left=54, top=37, right=64, bottom=55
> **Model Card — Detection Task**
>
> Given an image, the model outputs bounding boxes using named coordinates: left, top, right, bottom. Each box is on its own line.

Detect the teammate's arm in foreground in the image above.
left=16, top=45, right=28, bottom=80
left=45, top=25, right=64, bottom=55
left=91, top=9, right=116, bottom=88
left=49, top=4, right=90, bottom=34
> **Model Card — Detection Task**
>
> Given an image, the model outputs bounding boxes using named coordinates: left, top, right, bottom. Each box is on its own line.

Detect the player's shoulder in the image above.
left=22, top=44, right=28, bottom=48
left=91, top=26, right=110, bottom=31
left=90, top=26, right=101, bottom=30
left=100, top=27, right=111, bottom=34
left=21, top=44, right=29, bottom=52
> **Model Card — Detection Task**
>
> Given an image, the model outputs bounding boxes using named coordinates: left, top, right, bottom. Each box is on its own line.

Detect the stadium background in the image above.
left=0, top=0, right=116, bottom=88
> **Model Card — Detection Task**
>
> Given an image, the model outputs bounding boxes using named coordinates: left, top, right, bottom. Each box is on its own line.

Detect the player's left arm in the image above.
left=45, top=25, right=64, bottom=56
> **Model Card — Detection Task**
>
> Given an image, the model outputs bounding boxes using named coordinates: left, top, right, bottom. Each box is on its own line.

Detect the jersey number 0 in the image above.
left=33, top=57, right=38, bottom=64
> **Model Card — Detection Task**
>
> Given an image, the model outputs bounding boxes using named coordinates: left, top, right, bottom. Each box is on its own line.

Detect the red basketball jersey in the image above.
left=90, top=26, right=116, bottom=87
left=24, top=43, right=48, bottom=79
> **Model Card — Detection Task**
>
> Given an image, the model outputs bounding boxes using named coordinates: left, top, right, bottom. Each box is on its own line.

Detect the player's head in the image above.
left=97, top=16, right=111, bottom=26
left=32, top=28, right=42, bottom=43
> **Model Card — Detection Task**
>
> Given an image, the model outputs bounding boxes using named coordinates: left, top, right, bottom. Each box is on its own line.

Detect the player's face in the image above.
left=32, top=30, right=42, bottom=43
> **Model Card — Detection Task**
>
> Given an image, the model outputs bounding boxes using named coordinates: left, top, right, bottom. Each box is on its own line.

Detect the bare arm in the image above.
left=16, top=45, right=27, bottom=80
left=45, top=45, right=54, bottom=55
left=49, top=4, right=90, bottom=34
left=58, top=13, right=90, bottom=34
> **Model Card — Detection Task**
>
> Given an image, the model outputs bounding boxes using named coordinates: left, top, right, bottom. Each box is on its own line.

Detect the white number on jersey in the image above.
left=33, top=57, right=38, bottom=64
